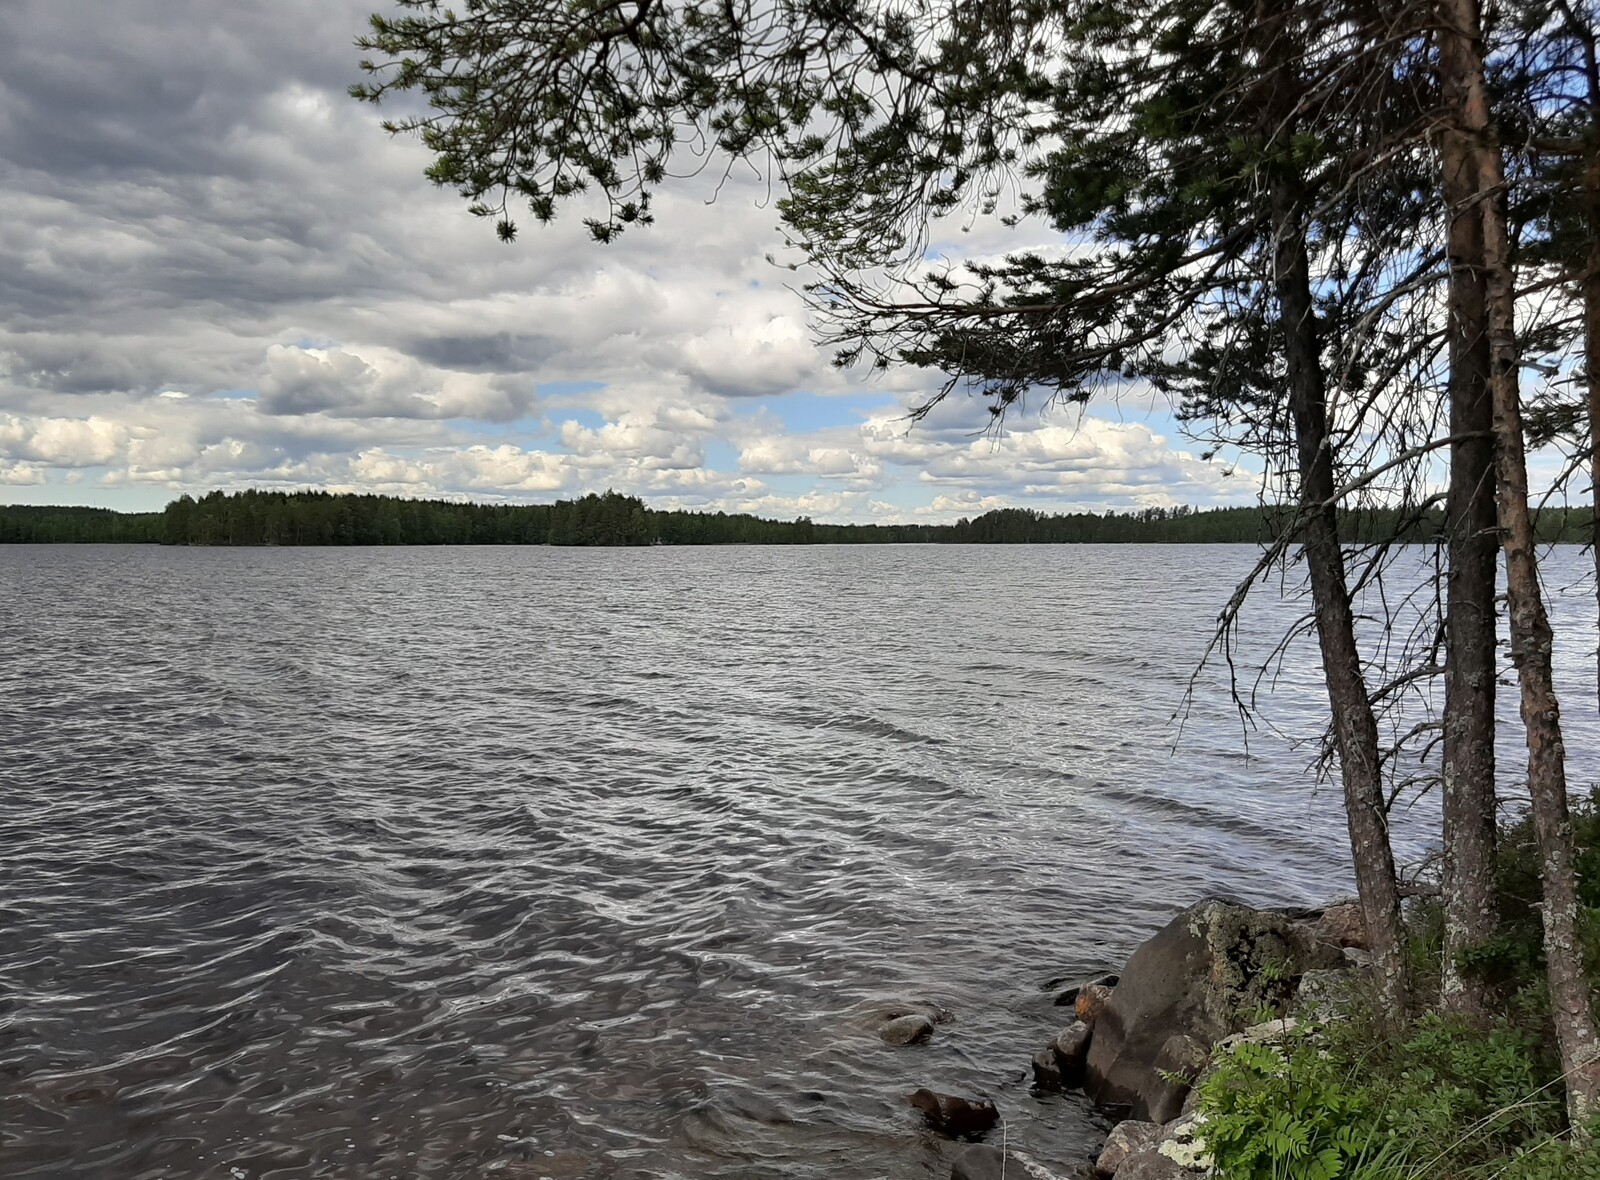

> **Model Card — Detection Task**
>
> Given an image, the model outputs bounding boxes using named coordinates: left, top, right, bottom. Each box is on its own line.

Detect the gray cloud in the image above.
left=0, top=0, right=1239, bottom=519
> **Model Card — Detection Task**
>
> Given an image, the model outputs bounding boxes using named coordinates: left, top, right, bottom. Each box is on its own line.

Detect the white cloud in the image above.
left=0, top=414, right=128, bottom=466
left=0, top=0, right=1248, bottom=519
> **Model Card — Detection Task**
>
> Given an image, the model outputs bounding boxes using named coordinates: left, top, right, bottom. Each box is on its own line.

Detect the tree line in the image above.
left=353, top=0, right=1600, bottom=1140
left=21, top=490, right=1590, bottom=546
left=0, top=504, right=164, bottom=544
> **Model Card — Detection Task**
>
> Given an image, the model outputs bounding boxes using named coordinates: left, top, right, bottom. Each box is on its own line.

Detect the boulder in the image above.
left=1145, top=1034, right=1209, bottom=1124
left=1293, top=969, right=1354, bottom=1020
left=1112, top=1148, right=1188, bottom=1180
left=1212, top=1018, right=1296, bottom=1055
left=1083, top=898, right=1341, bottom=1120
left=880, top=1014, right=935, bottom=1046
left=1094, top=1121, right=1162, bottom=1177
left=1052, top=1020, right=1094, bottom=1085
left=1158, top=1112, right=1212, bottom=1172
left=1076, top=984, right=1116, bottom=1027
left=908, top=1089, right=998, bottom=1140
left=1302, top=902, right=1366, bottom=949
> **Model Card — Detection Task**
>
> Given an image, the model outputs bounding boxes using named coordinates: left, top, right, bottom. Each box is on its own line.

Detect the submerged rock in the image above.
left=908, top=1089, right=999, bottom=1139
left=880, top=1014, right=935, bottom=1045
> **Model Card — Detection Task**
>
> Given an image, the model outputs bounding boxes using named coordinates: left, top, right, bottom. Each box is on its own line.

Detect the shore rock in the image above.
left=1076, top=984, right=1116, bottom=1027
left=1303, top=903, right=1366, bottom=949
left=1094, top=1121, right=1161, bottom=1176
left=880, top=1014, right=935, bottom=1046
left=1032, top=1046, right=1065, bottom=1089
left=1052, top=1020, right=1094, bottom=1085
left=1112, top=1148, right=1188, bottom=1180
left=1145, top=1033, right=1209, bottom=1123
left=1158, top=1112, right=1212, bottom=1172
left=1083, top=898, right=1342, bottom=1119
left=909, top=1089, right=999, bottom=1139
left=1294, top=969, right=1355, bottom=1020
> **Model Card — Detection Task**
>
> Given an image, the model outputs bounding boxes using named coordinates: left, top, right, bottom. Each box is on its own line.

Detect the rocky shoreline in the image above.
left=895, top=897, right=1371, bottom=1179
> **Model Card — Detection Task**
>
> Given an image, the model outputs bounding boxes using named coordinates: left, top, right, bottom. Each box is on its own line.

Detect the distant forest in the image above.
left=1, top=489, right=1593, bottom=546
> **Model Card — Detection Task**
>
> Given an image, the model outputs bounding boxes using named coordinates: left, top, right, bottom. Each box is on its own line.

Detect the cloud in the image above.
left=0, top=0, right=1239, bottom=519
left=739, top=433, right=881, bottom=479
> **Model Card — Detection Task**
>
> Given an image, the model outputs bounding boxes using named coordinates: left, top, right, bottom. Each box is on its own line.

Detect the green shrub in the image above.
left=1197, top=1015, right=1572, bottom=1179
left=1200, top=1032, right=1384, bottom=1180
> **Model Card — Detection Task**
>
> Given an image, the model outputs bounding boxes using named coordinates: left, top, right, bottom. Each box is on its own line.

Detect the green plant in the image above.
left=1199, top=1034, right=1380, bottom=1180
left=1196, top=1013, right=1583, bottom=1180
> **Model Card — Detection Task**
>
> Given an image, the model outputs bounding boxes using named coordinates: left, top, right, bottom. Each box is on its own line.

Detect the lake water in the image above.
left=2, top=544, right=1597, bottom=1179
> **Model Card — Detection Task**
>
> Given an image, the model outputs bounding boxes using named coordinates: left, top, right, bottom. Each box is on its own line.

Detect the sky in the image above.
left=0, top=0, right=1259, bottom=522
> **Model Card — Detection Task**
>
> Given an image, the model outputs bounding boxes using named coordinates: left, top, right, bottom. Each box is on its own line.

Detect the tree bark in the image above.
left=1556, top=0, right=1600, bottom=718
left=1437, top=44, right=1499, bottom=1017
left=1445, top=0, right=1600, bottom=1126
left=1272, top=185, right=1409, bottom=1021
left=1588, top=169, right=1600, bottom=712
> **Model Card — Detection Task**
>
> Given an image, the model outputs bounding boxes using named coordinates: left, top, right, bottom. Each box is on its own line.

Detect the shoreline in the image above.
left=905, top=897, right=1369, bottom=1180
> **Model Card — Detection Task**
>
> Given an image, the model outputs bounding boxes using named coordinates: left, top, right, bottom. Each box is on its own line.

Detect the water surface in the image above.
left=2, top=544, right=1596, bottom=1179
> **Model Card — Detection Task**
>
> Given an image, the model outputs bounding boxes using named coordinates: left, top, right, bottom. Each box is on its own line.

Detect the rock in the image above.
left=1083, top=897, right=1341, bottom=1120
left=1053, top=973, right=1120, bottom=1007
left=879, top=1014, right=935, bottom=1045
left=1293, top=968, right=1353, bottom=1020
left=950, top=1144, right=1089, bottom=1180
left=1213, top=1018, right=1297, bottom=1055
left=908, top=1089, right=999, bottom=1140
left=1178, top=1084, right=1202, bottom=1119
left=1052, top=1020, right=1094, bottom=1085
left=1032, top=1046, right=1064, bottom=1089
left=1145, top=1034, right=1209, bottom=1124
left=1158, top=1112, right=1212, bottom=1171
left=1303, top=902, right=1366, bottom=949
left=1112, top=1148, right=1187, bottom=1180
left=1076, top=984, right=1116, bottom=1027
left=1343, top=946, right=1373, bottom=969
left=1095, top=1121, right=1162, bottom=1177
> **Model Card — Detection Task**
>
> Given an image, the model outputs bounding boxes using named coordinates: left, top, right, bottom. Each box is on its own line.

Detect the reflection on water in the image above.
left=1, top=544, right=1595, bottom=1178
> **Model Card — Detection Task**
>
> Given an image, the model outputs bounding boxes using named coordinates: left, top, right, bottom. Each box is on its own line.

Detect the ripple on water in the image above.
left=2, top=543, right=1595, bottom=1178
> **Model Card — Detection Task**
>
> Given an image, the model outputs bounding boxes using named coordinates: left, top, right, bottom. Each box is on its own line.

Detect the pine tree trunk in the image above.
left=1588, top=196, right=1600, bottom=711
left=1445, top=0, right=1600, bottom=1125
left=1556, top=0, right=1600, bottom=716
left=1272, top=186, right=1409, bottom=1021
left=1437, top=56, right=1499, bottom=1018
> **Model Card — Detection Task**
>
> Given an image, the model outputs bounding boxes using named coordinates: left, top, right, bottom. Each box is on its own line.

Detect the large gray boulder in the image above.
left=1084, top=898, right=1342, bottom=1119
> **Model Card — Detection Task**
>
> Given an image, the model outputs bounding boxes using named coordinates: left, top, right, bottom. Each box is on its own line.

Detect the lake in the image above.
left=2, top=544, right=1596, bottom=1179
